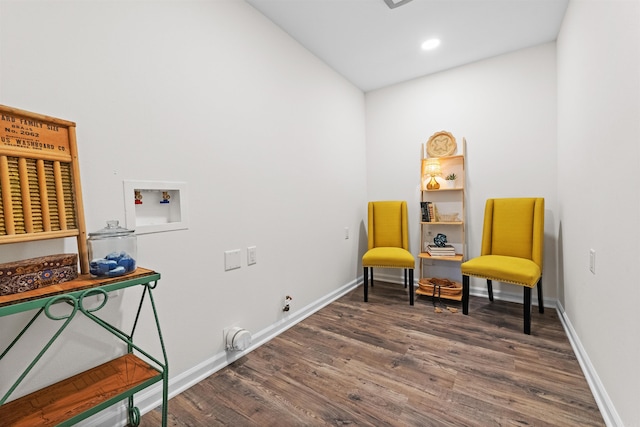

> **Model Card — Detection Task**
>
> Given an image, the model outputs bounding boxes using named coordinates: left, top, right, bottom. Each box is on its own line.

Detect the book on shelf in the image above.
left=426, top=244, right=456, bottom=256
left=426, top=244, right=455, bottom=251
left=420, top=202, right=430, bottom=222
left=421, top=201, right=437, bottom=222
left=428, top=202, right=436, bottom=222
left=428, top=251, right=457, bottom=257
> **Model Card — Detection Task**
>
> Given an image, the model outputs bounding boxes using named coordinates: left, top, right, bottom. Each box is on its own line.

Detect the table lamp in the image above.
left=424, top=158, right=441, bottom=190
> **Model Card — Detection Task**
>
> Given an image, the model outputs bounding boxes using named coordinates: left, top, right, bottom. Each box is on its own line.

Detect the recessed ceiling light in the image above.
left=421, top=38, right=441, bottom=51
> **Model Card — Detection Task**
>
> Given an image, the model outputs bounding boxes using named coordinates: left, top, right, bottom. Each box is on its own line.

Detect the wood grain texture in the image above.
left=0, top=267, right=156, bottom=308
left=1, top=354, right=159, bottom=426
left=141, top=281, right=604, bottom=426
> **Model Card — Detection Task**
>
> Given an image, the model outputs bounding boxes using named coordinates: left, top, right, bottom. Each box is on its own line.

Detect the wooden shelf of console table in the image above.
left=0, top=354, right=161, bottom=427
left=0, top=267, right=158, bottom=313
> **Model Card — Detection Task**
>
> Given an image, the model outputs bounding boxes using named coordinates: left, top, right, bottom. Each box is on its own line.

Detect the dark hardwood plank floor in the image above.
left=140, top=281, right=604, bottom=426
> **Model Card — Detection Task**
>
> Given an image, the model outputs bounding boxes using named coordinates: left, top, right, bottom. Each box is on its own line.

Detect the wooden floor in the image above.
left=140, top=281, right=604, bottom=426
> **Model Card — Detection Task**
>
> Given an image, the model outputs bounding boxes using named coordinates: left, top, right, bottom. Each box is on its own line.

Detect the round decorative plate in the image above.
left=427, top=131, right=457, bottom=157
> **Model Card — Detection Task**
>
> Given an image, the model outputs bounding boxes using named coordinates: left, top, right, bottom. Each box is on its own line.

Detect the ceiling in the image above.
left=246, top=0, right=569, bottom=92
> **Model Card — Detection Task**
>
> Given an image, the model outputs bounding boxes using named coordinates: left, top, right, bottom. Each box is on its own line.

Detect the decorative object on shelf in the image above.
left=433, top=233, right=448, bottom=247
left=418, top=277, right=462, bottom=312
left=424, top=158, right=441, bottom=189
left=0, top=104, right=90, bottom=274
left=426, top=131, right=457, bottom=157
left=0, top=254, right=78, bottom=296
left=426, top=244, right=455, bottom=256
left=437, top=212, right=459, bottom=222
left=418, top=277, right=462, bottom=298
left=444, top=173, right=457, bottom=189
left=88, top=220, right=137, bottom=277
left=160, top=191, right=171, bottom=204
left=134, top=190, right=143, bottom=205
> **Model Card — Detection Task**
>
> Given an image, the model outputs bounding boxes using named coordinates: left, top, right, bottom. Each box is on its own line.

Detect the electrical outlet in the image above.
left=247, top=246, right=257, bottom=265
left=589, top=249, right=596, bottom=274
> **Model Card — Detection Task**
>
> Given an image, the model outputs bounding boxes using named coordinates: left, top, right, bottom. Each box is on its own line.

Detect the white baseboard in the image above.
left=556, top=301, right=622, bottom=427
left=79, top=278, right=361, bottom=427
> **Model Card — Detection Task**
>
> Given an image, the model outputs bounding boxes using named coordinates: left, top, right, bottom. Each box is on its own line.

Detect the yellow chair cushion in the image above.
left=362, top=247, right=415, bottom=269
left=461, top=255, right=541, bottom=287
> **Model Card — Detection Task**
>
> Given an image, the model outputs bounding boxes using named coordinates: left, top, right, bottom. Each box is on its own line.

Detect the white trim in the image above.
left=556, top=301, right=622, bottom=427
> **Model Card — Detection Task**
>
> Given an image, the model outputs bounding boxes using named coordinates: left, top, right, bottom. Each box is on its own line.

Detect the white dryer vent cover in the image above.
left=225, top=327, right=252, bottom=351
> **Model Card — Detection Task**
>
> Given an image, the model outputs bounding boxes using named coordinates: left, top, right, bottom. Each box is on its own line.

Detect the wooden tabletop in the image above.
left=0, top=267, right=159, bottom=312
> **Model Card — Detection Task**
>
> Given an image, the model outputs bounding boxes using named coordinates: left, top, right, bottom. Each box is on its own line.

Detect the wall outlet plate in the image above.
left=247, top=246, right=257, bottom=265
left=224, top=249, right=241, bottom=271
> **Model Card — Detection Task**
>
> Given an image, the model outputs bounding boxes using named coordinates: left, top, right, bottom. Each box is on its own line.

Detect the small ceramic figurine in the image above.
left=160, top=191, right=170, bottom=204
left=434, top=233, right=448, bottom=247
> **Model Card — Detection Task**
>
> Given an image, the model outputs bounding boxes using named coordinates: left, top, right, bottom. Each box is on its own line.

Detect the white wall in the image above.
left=557, top=1, right=640, bottom=425
left=0, top=0, right=367, bottom=402
left=365, top=43, right=558, bottom=301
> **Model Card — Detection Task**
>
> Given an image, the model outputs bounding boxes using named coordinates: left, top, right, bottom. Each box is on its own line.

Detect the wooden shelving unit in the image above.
left=417, top=146, right=466, bottom=302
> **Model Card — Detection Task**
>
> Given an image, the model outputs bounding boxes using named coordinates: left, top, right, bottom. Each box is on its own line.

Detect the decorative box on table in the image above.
left=0, top=253, right=78, bottom=296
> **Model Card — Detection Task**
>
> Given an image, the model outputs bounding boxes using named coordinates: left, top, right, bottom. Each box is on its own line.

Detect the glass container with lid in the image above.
left=88, top=220, right=137, bottom=277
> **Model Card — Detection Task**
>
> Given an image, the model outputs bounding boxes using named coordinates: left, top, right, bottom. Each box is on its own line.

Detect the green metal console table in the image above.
left=0, top=267, right=168, bottom=427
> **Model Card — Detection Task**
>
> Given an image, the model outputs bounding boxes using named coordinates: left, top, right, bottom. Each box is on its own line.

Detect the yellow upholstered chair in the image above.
left=362, top=201, right=416, bottom=305
left=461, top=198, right=544, bottom=334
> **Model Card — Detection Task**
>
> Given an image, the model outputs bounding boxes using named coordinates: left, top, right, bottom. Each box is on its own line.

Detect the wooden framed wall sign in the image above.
left=0, top=105, right=89, bottom=273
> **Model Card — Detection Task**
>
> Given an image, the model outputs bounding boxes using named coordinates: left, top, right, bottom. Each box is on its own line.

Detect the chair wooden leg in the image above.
left=537, top=277, right=544, bottom=313
left=462, top=275, right=469, bottom=315
left=371, top=269, right=374, bottom=287
left=363, top=267, right=369, bottom=302
left=404, top=269, right=408, bottom=288
left=487, top=279, right=494, bottom=301
left=409, top=269, right=414, bottom=306
left=524, top=286, right=532, bottom=335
